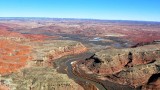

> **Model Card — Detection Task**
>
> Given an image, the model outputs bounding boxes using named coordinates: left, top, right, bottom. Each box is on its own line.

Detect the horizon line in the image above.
left=0, top=17, right=160, bottom=23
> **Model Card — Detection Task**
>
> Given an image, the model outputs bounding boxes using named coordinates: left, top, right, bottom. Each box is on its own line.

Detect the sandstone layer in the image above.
left=83, top=44, right=160, bottom=88
left=29, top=40, right=87, bottom=66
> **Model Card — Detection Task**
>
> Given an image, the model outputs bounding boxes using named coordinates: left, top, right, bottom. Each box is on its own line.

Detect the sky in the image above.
left=0, top=0, right=160, bottom=21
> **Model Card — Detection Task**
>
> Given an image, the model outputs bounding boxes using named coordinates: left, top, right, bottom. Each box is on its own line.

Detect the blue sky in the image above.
left=0, top=0, right=160, bottom=21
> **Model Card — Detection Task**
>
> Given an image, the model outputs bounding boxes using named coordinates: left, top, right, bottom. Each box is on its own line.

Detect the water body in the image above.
left=55, top=52, right=106, bottom=90
left=66, top=59, right=106, bottom=90
left=54, top=52, right=140, bottom=90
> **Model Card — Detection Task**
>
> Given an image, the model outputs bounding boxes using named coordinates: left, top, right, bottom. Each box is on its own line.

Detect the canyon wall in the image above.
left=29, top=40, right=87, bottom=66
left=84, top=44, right=160, bottom=88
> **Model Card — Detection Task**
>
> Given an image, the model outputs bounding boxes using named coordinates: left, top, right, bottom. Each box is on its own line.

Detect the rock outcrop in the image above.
left=29, top=40, right=87, bottom=66
left=84, top=44, right=160, bottom=88
left=48, top=42, right=87, bottom=60
left=0, top=25, right=87, bottom=90
left=142, top=73, right=160, bottom=90
left=1, top=67, right=84, bottom=90
left=0, top=26, right=87, bottom=74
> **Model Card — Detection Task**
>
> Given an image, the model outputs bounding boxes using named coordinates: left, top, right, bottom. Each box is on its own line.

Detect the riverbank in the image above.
left=54, top=52, right=106, bottom=90
left=72, top=59, right=140, bottom=90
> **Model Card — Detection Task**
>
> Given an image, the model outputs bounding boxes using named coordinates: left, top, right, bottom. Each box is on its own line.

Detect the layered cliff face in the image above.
left=84, top=44, right=160, bottom=88
left=110, top=59, right=160, bottom=87
left=48, top=42, right=87, bottom=60
left=29, top=40, right=87, bottom=66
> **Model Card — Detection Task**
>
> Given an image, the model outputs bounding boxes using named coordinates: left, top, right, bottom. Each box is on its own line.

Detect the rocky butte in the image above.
left=80, top=43, right=160, bottom=89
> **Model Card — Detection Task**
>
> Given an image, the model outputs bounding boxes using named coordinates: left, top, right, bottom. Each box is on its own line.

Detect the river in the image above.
left=54, top=52, right=140, bottom=90
left=54, top=52, right=106, bottom=90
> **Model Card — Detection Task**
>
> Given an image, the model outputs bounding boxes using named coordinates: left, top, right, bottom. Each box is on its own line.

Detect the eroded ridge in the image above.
left=80, top=44, right=160, bottom=89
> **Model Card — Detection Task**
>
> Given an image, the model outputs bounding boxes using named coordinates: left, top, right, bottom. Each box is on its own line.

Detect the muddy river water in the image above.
left=54, top=52, right=139, bottom=90
left=53, top=34, right=139, bottom=90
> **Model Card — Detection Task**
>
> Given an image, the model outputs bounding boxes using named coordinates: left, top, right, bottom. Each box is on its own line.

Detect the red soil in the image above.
left=112, top=29, right=160, bottom=43
left=0, top=25, right=56, bottom=41
left=0, top=84, right=10, bottom=90
left=0, top=26, right=56, bottom=75
left=0, top=40, right=31, bottom=75
left=0, top=26, right=32, bottom=75
left=0, top=26, right=24, bottom=38
left=24, top=34, right=50, bottom=41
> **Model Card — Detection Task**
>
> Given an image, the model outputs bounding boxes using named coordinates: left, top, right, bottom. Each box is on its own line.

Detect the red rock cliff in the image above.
left=84, top=44, right=160, bottom=88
